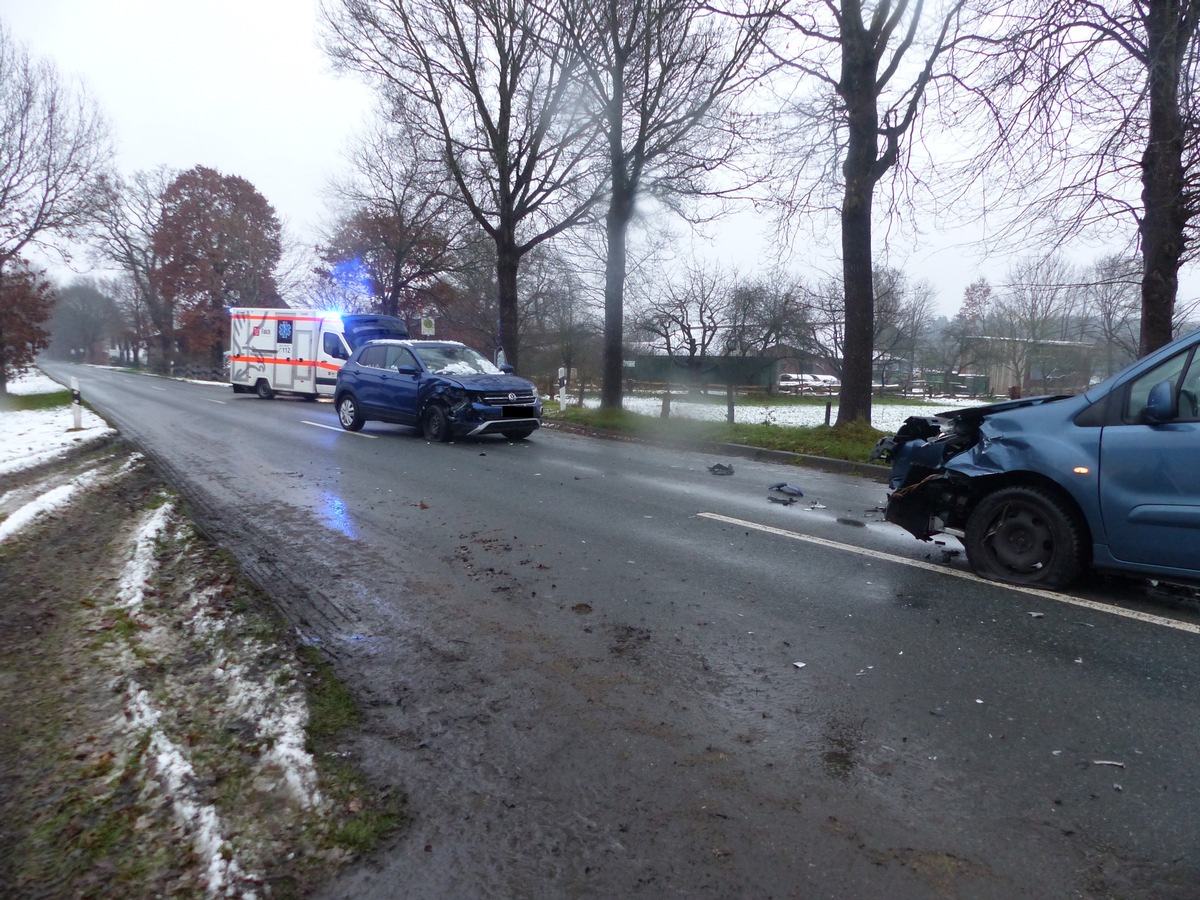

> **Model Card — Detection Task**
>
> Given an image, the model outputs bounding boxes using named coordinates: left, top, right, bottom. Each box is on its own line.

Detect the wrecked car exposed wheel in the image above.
left=965, top=486, right=1085, bottom=587
left=422, top=404, right=452, bottom=442
left=336, top=394, right=364, bottom=431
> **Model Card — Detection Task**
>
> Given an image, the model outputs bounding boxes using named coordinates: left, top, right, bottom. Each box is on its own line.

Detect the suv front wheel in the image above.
left=422, top=404, right=453, bottom=442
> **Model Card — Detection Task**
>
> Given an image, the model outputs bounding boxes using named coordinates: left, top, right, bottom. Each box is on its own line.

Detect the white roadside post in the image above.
left=70, top=377, right=82, bottom=429
left=557, top=367, right=567, bottom=412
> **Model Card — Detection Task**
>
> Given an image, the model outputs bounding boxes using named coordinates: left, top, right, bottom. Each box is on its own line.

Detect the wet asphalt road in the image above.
left=47, top=363, right=1200, bottom=898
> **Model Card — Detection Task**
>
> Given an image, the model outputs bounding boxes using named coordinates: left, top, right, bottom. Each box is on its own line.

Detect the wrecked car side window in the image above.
left=1124, top=350, right=1190, bottom=422
left=1178, top=354, right=1200, bottom=420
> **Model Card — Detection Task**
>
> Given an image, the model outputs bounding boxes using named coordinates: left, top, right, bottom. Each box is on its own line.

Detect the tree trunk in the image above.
left=839, top=188, right=875, bottom=425
left=601, top=189, right=633, bottom=410
left=496, top=228, right=521, bottom=370
left=837, top=41, right=878, bottom=427
left=0, top=270, right=7, bottom=395
left=1139, top=0, right=1188, bottom=355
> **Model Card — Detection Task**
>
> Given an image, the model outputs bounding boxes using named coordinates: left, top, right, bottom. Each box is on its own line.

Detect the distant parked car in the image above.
left=779, top=373, right=832, bottom=394
left=872, top=327, right=1200, bottom=588
left=778, top=374, right=809, bottom=394
left=334, top=340, right=542, bottom=441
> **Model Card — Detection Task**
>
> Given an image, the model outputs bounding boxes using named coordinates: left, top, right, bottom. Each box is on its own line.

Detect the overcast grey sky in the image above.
left=5, top=0, right=1180, bottom=317
left=3, top=0, right=372, bottom=267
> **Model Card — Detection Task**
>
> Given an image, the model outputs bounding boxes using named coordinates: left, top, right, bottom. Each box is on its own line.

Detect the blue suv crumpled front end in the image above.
left=422, top=376, right=542, bottom=438
left=334, top=339, right=543, bottom=441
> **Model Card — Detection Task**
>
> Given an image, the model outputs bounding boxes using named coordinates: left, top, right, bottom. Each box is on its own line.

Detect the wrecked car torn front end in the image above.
left=872, top=414, right=982, bottom=541
left=871, top=395, right=1087, bottom=545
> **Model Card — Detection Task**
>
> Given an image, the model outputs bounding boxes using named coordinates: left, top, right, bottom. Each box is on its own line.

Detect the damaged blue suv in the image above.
left=874, top=327, right=1200, bottom=588
left=334, top=340, right=542, bottom=441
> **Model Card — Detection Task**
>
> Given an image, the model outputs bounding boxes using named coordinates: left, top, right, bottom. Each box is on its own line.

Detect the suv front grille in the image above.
left=480, top=390, right=536, bottom=406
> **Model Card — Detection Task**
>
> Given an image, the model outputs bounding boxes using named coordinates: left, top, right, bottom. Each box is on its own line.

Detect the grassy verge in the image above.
left=0, top=452, right=403, bottom=898
left=545, top=405, right=888, bottom=463
left=2, top=389, right=72, bottom=411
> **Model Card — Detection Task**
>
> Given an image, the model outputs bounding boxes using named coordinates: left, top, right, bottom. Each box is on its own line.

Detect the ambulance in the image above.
left=229, top=308, right=410, bottom=399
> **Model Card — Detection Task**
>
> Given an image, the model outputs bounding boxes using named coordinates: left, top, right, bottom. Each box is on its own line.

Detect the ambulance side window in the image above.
left=323, top=332, right=348, bottom=360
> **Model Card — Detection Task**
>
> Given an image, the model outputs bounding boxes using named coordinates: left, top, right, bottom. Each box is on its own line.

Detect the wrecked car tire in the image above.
left=337, top=394, right=364, bottom=432
left=965, top=486, right=1085, bottom=587
left=422, top=403, right=453, bottom=442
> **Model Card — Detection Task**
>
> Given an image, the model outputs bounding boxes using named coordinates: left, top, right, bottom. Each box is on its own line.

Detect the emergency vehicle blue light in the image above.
left=330, top=257, right=372, bottom=297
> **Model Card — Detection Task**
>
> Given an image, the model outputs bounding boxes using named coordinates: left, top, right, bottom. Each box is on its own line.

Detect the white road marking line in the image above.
left=150, top=386, right=167, bottom=391
left=302, top=421, right=376, bottom=438
left=202, top=398, right=225, bottom=404
left=697, top=512, right=1200, bottom=636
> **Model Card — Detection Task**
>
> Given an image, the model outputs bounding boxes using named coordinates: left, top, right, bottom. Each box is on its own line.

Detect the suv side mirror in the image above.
left=1144, top=379, right=1177, bottom=423
left=499, top=364, right=515, bottom=374
left=396, top=365, right=421, bottom=376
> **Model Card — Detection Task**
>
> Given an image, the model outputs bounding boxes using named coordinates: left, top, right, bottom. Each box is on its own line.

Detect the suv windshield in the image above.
left=415, top=344, right=502, bottom=376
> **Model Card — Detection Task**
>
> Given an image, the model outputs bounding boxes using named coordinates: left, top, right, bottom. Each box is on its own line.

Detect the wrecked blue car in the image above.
left=334, top=340, right=542, bottom=441
left=873, top=328, right=1200, bottom=588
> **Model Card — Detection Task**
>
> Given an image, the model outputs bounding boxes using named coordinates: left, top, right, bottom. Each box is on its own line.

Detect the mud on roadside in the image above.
left=0, top=438, right=402, bottom=898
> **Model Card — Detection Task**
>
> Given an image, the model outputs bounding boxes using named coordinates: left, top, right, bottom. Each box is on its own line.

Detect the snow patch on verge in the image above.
left=125, top=686, right=255, bottom=897
left=107, top=497, right=326, bottom=892
left=0, top=454, right=145, bottom=545
left=1, top=368, right=115, bottom=475
left=0, top=466, right=103, bottom=543
left=117, top=502, right=174, bottom=609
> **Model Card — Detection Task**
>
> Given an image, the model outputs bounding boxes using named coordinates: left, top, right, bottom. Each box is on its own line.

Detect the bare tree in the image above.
left=1081, top=254, right=1141, bottom=378
left=48, top=278, right=120, bottom=361
left=107, top=273, right=151, bottom=367
left=922, top=276, right=995, bottom=395
left=561, top=0, right=777, bottom=409
left=319, top=117, right=467, bottom=319
left=323, top=0, right=606, bottom=370
left=987, top=255, right=1083, bottom=393
left=725, top=271, right=813, bottom=356
left=958, top=0, right=1200, bottom=355
left=773, top=0, right=969, bottom=424
left=0, top=23, right=111, bottom=275
left=802, top=263, right=920, bottom=383
left=631, top=259, right=731, bottom=387
left=802, top=272, right=849, bottom=375
left=887, top=276, right=938, bottom=390
left=89, top=168, right=176, bottom=370
left=0, top=22, right=109, bottom=390
left=517, top=241, right=602, bottom=380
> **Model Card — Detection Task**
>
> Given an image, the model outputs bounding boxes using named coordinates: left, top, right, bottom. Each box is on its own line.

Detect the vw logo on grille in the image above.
left=508, top=392, right=517, bottom=401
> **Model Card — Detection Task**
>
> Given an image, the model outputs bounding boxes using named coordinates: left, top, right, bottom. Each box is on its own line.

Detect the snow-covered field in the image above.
left=1, top=370, right=114, bottom=476
left=592, top=393, right=985, bottom=431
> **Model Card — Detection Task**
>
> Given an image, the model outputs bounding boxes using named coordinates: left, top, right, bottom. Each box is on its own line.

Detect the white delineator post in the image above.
left=70, top=377, right=82, bottom=429
left=558, top=367, right=567, bottom=412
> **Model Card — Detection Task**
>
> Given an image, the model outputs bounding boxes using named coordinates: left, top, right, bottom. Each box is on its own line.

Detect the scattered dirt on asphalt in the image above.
left=0, top=439, right=400, bottom=898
